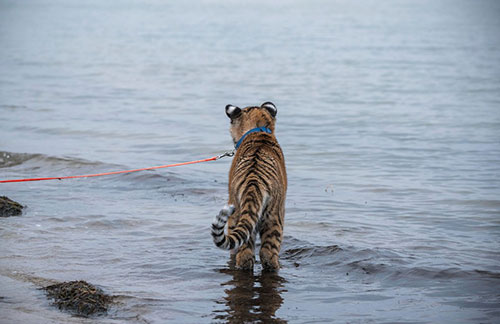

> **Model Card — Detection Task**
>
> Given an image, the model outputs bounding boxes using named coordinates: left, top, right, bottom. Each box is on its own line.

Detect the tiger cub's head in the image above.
left=225, top=102, right=277, bottom=145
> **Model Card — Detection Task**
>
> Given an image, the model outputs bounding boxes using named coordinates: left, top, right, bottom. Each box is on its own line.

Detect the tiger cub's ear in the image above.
left=225, top=104, right=241, bottom=119
left=261, top=102, right=277, bottom=117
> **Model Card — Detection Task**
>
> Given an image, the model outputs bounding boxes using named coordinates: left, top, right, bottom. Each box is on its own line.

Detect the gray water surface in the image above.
left=1, top=0, right=500, bottom=323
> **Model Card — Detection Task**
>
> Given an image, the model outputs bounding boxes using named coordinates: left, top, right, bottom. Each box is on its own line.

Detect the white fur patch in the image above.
left=262, top=102, right=276, bottom=110
left=226, top=105, right=238, bottom=115
left=222, top=204, right=235, bottom=215
left=261, top=102, right=277, bottom=116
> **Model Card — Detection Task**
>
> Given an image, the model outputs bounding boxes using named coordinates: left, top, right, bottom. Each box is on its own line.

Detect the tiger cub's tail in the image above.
left=211, top=193, right=267, bottom=250
left=211, top=205, right=235, bottom=249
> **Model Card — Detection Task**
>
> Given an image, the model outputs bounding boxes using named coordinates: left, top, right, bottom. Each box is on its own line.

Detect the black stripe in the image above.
left=246, top=138, right=275, bottom=146
left=256, top=157, right=277, bottom=172
left=212, top=231, right=223, bottom=238
left=240, top=219, right=254, bottom=233
left=253, top=172, right=272, bottom=190
left=261, top=241, right=279, bottom=250
left=243, top=106, right=259, bottom=112
left=239, top=173, right=269, bottom=194
left=240, top=211, right=258, bottom=222
left=241, top=201, right=259, bottom=213
left=245, top=179, right=263, bottom=190
left=255, top=164, right=277, bottom=179
left=259, top=223, right=268, bottom=234
left=242, top=196, right=258, bottom=205
left=212, top=223, right=224, bottom=231
left=211, top=230, right=223, bottom=238
left=277, top=213, right=283, bottom=228
left=228, top=237, right=236, bottom=249
left=267, top=229, right=282, bottom=239
left=233, top=229, right=245, bottom=242
left=255, top=165, right=277, bottom=180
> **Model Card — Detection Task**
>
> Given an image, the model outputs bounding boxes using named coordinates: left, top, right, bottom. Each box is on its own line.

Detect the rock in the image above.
left=0, top=196, right=23, bottom=217
left=43, top=280, right=113, bottom=316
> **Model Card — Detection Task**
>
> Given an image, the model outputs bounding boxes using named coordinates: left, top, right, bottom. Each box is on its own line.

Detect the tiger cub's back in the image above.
left=212, top=102, right=287, bottom=271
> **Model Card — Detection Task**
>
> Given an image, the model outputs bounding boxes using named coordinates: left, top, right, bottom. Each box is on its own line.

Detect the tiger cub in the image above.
left=211, top=102, right=287, bottom=271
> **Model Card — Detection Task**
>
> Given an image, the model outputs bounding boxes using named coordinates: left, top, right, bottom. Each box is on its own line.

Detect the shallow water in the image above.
left=1, top=0, right=500, bottom=323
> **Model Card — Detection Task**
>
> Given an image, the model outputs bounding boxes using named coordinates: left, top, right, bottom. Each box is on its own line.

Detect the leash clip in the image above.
left=217, top=150, right=235, bottom=160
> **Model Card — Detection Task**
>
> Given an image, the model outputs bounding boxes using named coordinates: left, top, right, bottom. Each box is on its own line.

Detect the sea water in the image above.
left=1, top=0, right=499, bottom=323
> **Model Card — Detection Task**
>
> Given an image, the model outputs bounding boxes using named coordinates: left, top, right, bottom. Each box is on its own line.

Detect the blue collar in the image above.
left=235, top=127, right=272, bottom=149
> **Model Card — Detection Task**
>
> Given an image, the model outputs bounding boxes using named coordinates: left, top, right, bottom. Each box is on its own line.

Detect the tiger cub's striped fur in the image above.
left=211, top=102, right=287, bottom=271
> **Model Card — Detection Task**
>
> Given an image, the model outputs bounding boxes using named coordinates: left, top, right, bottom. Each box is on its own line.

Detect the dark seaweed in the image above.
left=0, top=196, right=23, bottom=217
left=43, top=280, right=112, bottom=316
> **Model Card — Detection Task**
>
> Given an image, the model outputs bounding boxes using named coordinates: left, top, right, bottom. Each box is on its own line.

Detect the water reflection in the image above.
left=214, top=268, right=287, bottom=323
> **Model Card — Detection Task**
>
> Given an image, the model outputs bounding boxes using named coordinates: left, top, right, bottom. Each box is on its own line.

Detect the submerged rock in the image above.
left=0, top=196, right=23, bottom=217
left=44, top=280, right=112, bottom=316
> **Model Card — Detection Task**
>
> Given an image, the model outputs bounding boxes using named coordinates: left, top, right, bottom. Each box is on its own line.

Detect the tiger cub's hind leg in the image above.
left=259, top=206, right=283, bottom=271
left=235, top=232, right=256, bottom=270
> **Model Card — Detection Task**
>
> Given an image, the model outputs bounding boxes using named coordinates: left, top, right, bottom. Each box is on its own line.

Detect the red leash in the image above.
left=0, top=151, right=234, bottom=184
